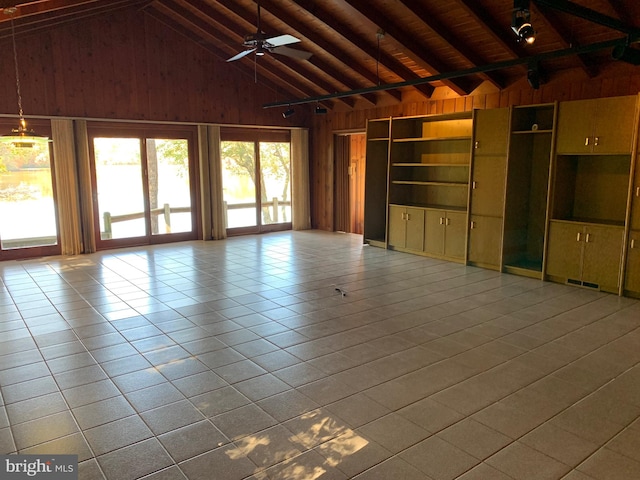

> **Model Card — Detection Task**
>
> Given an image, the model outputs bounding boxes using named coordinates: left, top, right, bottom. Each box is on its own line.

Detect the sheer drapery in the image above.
left=291, top=128, right=311, bottom=230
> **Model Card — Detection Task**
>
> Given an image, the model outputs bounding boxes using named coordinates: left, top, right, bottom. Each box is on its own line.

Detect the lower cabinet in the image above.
left=546, top=221, right=624, bottom=293
left=468, top=215, right=503, bottom=269
left=388, top=205, right=425, bottom=251
left=424, top=210, right=467, bottom=260
left=624, top=231, right=640, bottom=296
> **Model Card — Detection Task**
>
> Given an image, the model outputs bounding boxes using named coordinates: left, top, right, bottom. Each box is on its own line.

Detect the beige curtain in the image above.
left=291, top=128, right=311, bottom=230
left=198, top=125, right=226, bottom=240
left=74, top=120, right=96, bottom=253
left=51, top=119, right=83, bottom=255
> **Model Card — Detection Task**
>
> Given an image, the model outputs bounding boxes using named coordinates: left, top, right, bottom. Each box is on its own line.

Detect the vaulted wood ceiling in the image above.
left=1, top=0, right=639, bottom=111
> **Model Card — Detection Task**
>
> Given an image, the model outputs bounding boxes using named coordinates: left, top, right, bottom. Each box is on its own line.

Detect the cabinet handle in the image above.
left=406, top=213, right=411, bottom=221
left=474, top=141, right=479, bottom=149
left=585, top=233, right=591, bottom=243
left=470, top=221, right=476, bottom=229
left=401, top=212, right=406, bottom=220
left=631, top=239, right=636, bottom=249
left=472, top=181, right=477, bottom=189
left=576, top=232, right=582, bottom=242
left=636, top=186, right=639, bottom=197
left=594, top=137, right=599, bottom=146
left=440, top=217, right=444, bottom=225
left=446, top=218, right=451, bottom=226
left=585, top=137, right=590, bottom=146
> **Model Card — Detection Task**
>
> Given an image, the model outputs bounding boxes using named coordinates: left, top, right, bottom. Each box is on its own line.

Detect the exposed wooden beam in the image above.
left=169, top=0, right=353, bottom=109
left=290, top=0, right=426, bottom=100
left=531, top=2, right=597, bottom=77
left=396, top=0, right=505, bottom=90
left=344, top=0, right=474, bottom=96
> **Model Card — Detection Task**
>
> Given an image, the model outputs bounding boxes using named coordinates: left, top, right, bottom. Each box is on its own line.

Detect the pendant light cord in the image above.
left=9, top=14, right=25, bottom=122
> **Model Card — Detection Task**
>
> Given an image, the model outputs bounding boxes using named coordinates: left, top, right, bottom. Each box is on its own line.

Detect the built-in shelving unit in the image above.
left=363, top=118, right=390, bottom=247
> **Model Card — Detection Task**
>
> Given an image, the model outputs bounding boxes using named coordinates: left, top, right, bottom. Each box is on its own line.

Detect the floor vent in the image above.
left=567, top=278, right=600, bottom=290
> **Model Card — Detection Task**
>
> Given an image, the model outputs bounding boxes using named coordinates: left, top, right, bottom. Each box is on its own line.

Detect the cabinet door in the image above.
left=556, top=99, right=596, bottom=154
left=631, top=180, right=640, bottom=230
left=388, top=206, right=406, bottom=248
left=444, top=211, right=467, bottom=260
left=424, top=210, right=445, bottom=256
left=625, top=231, right=640, bottom=294
left=405, top=207, right=425, bottom=251
left=546, top=222, right=583, bottom=280
left=468, top=215, right=503, bottom=267
left=470, top=156, right=507, bottom=216
left=473, top=108, right=510, bottom=155
left=593, top=96, right=637, bottom=154
left=581, top=225, right=624, bottom=291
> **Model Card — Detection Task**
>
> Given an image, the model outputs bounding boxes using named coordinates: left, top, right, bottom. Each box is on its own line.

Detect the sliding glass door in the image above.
left=89, top=125, right=198, bottom=249
left=0, top=120, right=60, bottom=260
left=221, top=129, right=291, bottom=235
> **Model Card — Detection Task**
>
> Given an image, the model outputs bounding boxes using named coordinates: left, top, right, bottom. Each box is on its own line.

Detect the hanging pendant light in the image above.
left=2, top=6, right=47, bottom=148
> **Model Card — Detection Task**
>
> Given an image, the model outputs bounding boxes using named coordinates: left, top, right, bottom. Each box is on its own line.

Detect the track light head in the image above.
left=512, top=0, right=536, bottom=44
left=527, top=67, right=541, bottom=89
left=282, top=108, right=295, bottom=118
left=315, top=104, right=328, bottom=114
left=612, top=44, right=640, bottom=65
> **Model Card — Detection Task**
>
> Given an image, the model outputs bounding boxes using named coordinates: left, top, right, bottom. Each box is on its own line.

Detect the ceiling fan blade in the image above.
left=266, top=34, right=300, bottom=47
left=227, top=48, right=256, bottom=62
left=271, top=45, right=312, bottom=60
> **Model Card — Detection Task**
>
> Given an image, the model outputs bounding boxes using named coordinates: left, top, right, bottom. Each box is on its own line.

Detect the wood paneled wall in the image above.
left=310, top=65, right=640, bottom=231
left=0, top=6, right=304, bottom=127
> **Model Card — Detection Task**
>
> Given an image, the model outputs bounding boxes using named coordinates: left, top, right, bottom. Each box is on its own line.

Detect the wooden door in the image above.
left=424, top=209, right=445, bottom=255
left=350, top=134, right=366, bottom=234
left=444, top=211, right=467, bottom=259
left=388, top=205, right=406, bottom=248
left=405, top=207, right=425, bottom=251
left=581, top=225, right=624, bottom=291
left=592, top=96, right=638, bottom=154
left=555, top=99, right=595, bottom=154
left=625, top=231, right=640, bottom=294
left=470, top=156, right=507, bottom=216
left=468, top=215, right=503, bottom=268
left=546, top=221, right=583, bottom=281
left=631, top=168, right=640, bottom=230
left=473, top=107, right=510, bottom=155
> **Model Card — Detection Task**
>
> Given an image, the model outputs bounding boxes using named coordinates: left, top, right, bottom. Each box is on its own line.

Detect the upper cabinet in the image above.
left=556, top=96, right=638, bottom=155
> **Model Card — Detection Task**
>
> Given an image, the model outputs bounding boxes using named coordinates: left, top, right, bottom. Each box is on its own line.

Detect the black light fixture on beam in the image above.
left=314, top=104, right=328, bottom=114
left=612, top=43, right=640, bottom=65
left=527, top=62, right=542, bottom=89
left=512, top=0, right=536, bottom=45
left=282, top=107, right=295, bottom=118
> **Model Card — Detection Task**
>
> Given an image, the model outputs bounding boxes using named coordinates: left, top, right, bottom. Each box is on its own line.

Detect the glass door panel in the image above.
left=259, top=142, right=291, bottom=226
left=93, top=137, right=146, bottom=240
left=0, top=138, right=59, bottom=252
left=221, top=141, right=258, bottom=229
left=146, top=138, right=192, bottom=235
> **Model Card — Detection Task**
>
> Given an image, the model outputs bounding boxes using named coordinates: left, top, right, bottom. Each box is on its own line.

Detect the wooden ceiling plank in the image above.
left=169, top=0, right=355, bottom=108
left=395, top=0, right=504, bottom=90
left=290, top=0, right=421, bottom=100
left=344, top=0, right=472, bottom=96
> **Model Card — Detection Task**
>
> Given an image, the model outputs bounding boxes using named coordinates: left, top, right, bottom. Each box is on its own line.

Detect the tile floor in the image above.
left=1, top=230, right=640, bottom=480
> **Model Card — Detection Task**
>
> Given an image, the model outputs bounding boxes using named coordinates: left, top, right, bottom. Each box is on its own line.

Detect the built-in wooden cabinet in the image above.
left=556, top=96, right=637, bottom=155
left=363, top=118, right=390, bottom=247
left=388, top=205, right=425, bottom=252
left=546, top=221, right=624, bottom=293
left=503, top=104, right=556, bottom=278
left=363, top=94, right=640, bottom=297
left=467, top=108, right=509, bottom=269
left=424, top=209, right=466, bottom=260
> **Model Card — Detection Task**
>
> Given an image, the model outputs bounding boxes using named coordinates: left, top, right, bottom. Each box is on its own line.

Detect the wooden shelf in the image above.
left=392, top=163, right=469, bottom=167
left=367, top=137, right=390, bottom=142
left=511, top=129, right=553, bottom=135
left=392, top=180, right=468, bottom=187
left=393, top=136, right=472, bottom=143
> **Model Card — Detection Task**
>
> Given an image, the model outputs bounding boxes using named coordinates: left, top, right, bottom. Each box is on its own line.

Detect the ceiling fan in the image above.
left=227, top=2, right=312, bottom=62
